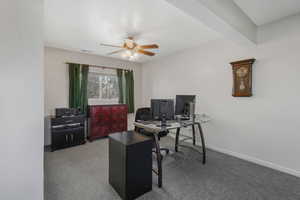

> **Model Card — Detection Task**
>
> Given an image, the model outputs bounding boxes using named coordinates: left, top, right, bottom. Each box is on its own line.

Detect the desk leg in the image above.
left=196, top=123, right=206, bottom=164
left=153, top=134, right=162, bottom=188
left=192, top=125, right=196, bottom=146
left=175, top=128, right=180, bottom=152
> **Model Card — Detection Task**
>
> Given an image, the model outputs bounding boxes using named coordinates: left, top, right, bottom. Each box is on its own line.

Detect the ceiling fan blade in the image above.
left=139, top=44, right=159, bottom=49
left=100, top=43, right=123, bottom=48
left=137, top=49, right=155, bottom=56
left=107, top=49, right=125, bottom=55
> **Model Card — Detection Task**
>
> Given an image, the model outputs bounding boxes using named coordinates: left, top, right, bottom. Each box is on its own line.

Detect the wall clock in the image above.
left=230, top=58, right=255, bottom=97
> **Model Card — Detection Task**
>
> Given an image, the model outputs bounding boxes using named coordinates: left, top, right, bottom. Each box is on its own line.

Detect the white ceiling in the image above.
left=44, top=0, right=221, bottom=63
left=234, top=0, right=300, bottom=25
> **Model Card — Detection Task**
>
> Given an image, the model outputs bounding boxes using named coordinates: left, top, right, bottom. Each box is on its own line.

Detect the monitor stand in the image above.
left=156, top=117, right=172, bottom=127
left=156, top=123, right=172, bottom=127
left=180, top=116, right=190, bottom=121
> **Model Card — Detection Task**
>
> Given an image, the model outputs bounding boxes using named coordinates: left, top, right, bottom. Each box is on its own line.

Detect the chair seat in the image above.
left=138, top=128, right=169, bottom=138
left=135, top=107, right=170, bottom=156
left=158, top=131, right=168, bottom=138
left=138, top=129, right=154, bottom=137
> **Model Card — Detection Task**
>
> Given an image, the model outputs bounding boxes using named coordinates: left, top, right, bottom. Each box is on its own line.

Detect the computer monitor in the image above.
left=175, top=95, right=196, bottom=116
left=151, top=99, right=174, bottom=120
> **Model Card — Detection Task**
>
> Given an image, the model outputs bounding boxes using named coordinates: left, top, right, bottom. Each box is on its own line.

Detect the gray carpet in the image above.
left=45, top=137, right=300, bottom=200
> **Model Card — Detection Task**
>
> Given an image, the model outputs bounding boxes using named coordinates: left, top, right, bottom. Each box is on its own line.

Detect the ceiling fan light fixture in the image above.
left=103, top=37, right=158, bottom=59
left=129, top=53, right=139, bottom=61
left=122, top=50, right=139, bottom=60
left=122, top=50, right=132, bottom=58
left=125, top=38, right=135, bottom=49
left=126, top=50, right=133, bottom=56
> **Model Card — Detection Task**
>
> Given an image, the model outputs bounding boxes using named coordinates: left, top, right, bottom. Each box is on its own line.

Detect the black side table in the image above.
left=109, top=131, right=152, bottom=200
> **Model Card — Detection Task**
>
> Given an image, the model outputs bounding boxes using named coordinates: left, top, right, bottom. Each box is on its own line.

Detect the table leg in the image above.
left=175, top=128, right=180, bottom=152
left=196, top=123, right=206, bottom=164
left=192, top=125, right=196, bottom=146
left=153, top=133, right=162, bottom=188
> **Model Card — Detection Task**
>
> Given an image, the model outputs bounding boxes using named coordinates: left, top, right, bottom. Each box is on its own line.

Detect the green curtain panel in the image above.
left=69, top=63, right=89, bottom=114
left=69, top=63, right=81, bottom=109
left=125, top=70, right=135, bottom=113
left=80, top=65, right=89, bottom=114
left=116, top=69, right=124, bottom=104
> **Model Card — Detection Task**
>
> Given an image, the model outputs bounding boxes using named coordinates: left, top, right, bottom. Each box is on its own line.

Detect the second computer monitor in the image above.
left=175, top=95, right=196, bottom=116
left=151, top=99, right=174, bottom=120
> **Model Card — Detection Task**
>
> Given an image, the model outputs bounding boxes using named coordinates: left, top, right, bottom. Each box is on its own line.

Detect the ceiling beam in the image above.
left=165, top=0, right=257, bottom=46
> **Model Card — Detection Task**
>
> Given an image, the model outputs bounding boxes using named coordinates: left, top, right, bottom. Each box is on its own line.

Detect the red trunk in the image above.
left=88, top=104, right=128, bottom=141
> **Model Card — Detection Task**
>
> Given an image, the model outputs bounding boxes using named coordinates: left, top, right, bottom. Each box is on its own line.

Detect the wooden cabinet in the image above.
left=88, top=104, right=128, bottom=141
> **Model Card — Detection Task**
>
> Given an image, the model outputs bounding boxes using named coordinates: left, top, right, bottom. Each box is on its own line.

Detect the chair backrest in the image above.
left=135, top=107, right=152, bottom=122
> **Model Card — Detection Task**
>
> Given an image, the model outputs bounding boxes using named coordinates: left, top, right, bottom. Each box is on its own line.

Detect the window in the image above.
left=87, top=68, right=119, bottom=104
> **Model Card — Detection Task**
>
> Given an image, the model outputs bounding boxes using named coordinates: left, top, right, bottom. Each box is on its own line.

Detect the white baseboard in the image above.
left=168, top=132, right=300, bottom=178
left=206, top=145, right=300, bottom=178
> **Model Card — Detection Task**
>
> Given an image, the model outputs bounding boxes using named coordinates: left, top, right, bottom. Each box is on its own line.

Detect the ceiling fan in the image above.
left=100, top=37, right=159, bottom=58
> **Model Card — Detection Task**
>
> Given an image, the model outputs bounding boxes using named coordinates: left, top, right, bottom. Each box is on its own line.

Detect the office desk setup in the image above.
left=109, top=95, right=210, bottom=199
left=134, top=116, right=209, bottom=188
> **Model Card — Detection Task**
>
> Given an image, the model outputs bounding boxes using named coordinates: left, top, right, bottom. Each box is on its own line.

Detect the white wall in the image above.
left=142, top=14, right=300, bottom=177
left=0, top=0, right=44, bottom=199
left=44, top=47, right=143, bottom=145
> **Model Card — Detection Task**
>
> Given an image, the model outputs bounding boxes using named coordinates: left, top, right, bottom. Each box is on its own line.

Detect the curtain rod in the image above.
left=65, top=62, right=132, bottom=71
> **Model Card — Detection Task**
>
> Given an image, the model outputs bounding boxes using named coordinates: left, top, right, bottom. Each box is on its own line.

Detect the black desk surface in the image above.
left=109, top=131, right=151, bottom=146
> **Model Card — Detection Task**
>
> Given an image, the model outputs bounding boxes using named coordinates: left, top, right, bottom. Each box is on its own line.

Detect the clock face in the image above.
left=236, top=67, right=248, bottom=78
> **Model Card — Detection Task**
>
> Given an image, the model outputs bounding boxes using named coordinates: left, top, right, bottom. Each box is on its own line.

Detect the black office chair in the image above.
left=135, top=107, right=169, bottom=155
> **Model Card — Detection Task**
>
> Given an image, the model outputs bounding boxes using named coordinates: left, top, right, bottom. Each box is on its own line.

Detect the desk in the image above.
left=134, top=119, right=207, bottom=188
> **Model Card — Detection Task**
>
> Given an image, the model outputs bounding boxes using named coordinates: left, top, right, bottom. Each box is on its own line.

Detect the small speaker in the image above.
left=55, top=108, right=81, bottom=118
